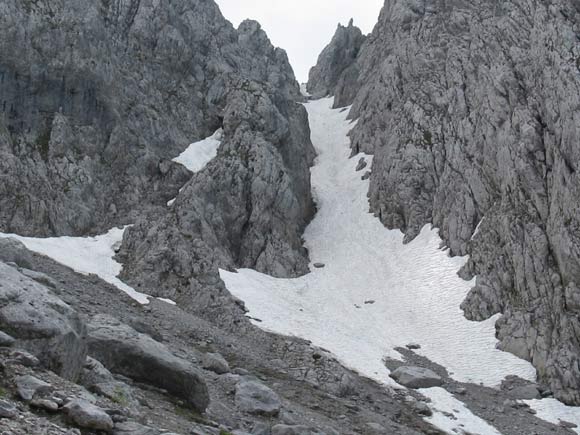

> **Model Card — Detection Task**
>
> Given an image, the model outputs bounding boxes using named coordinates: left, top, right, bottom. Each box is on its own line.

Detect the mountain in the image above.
left=308, top=0, right=580, bottom=405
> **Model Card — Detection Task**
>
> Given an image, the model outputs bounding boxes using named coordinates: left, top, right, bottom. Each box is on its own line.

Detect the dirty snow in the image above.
left=526, top=399, right=580, bottom=434
left=0, top=227, right=152, bottom=305
left=422, top=388, right=503, bottom=434
left=220, top=97, right=540, bottom=434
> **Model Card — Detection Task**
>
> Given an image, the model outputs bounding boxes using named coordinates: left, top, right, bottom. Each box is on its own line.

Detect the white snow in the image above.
left=0, top=227, right=151, bottom=305
left=220, top=97, right=541, bottom=434
left=157, top=297, right=177, bottom=306
left=167, top=129, right=223, bottom=207
left=422, top=388, right=503, bottom=435
left=173, top=129, right=223, bottom=173
left=526, top=399, right=580, bottom=434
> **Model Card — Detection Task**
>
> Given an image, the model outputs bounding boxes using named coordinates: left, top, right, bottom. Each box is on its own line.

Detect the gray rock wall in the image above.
left=0, top=0, right=304, bottom=237
left=310, top=0, right=580, bottom=405
left=307, top=19, right=366, bottom=107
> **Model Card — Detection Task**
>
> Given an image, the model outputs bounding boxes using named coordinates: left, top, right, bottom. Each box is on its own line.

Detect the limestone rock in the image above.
left=235, top=379, right=281, bottom=416
left=64, top=399, right=114, bottom=432
left=0, top=262, right=87, bottom=380
left=307, top=19, right=366, bottom=107
left=202, top=352, right=230, bottom=375
left=87, top=315, right=209, bottom=412
left=0, top=331, right=16, bottom=347
left=389, top=366, right=443, bottom=389
left=15, top=375, right=53, bottom=401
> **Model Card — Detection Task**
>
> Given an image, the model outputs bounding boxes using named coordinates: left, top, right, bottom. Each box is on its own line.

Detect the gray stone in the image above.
left=30, top=398, right=59, bottom=412
left=363, top=423, right=387, bottom=434
left=0, top=331, right=15, bottom=347
left=113, top=421, right=161, bottom=435
left=79, top=357, right=115, bottom=388
left=15, top=375, right=53, bottom=401
left=507, top=385, right=542, bottom=400
left=0, top=262, right=87, bottom=380
left=0, top=399, right=18, bottom=419
left=18, top=268, right=59, bottom=290
left=389, top=367, right=443, bottom=389
left=64, top=399, right=114, bottom=432
left=202, top=352, right=230, bottom=375
left=87, top=315, right=209, bottom=412
left=235, top=380, right=281, bottom=416
left=271, top=426, right=318, bottom=435
left=0, top=239, right=33, bottom=269
left=412, top=401, right=433, bottom=416
left=9, top=350, right=40, bottom=367
left=313, top=263, right=326, bottom=269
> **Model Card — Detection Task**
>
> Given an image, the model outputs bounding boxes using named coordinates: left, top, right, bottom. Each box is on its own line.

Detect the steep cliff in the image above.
left=307, top=19, right=366, bottom=107
left=310, top=0, right=580, bottom=405
left=0, top=0, right=308, bottom=237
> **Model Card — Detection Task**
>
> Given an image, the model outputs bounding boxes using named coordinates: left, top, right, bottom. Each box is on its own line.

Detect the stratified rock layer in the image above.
left=310, top=0, right=580, bottom=405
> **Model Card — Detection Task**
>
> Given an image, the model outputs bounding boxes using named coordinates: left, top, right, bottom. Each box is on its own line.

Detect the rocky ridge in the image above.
left=308, top=0, right=580, bottom=405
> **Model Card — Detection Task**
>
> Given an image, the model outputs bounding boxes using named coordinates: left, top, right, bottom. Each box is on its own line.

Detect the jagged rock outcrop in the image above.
left=310, top=0, right=580, bottom=405
left=307, top=19, right=366, bottom=107
left=0, top=0, right=306, bottom=238
left=0, top=262, right=87, bottom=380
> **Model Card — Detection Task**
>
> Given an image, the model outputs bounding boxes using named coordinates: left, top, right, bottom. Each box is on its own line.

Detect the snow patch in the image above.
left=0, top=227, right=151, bottom=305
left=422, top=388, right=503, bottom=435
left=526, top=399, right=580, bottom=434
left=173, top=129, right=223, bottom=173
left=220, top=97, right=539, bottom=434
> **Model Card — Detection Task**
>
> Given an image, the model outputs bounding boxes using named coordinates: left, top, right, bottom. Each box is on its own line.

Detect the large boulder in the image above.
left=389, top=366, right=443, bottom=389
left=235, top=379, right=281, bottom=416
left=0, top=238, right=33, bottom=268
left=86, top=315, right=209, bottom=412
left=63, top=399, right=114, bottom=432
left=0, top=262, right=87, bottom=380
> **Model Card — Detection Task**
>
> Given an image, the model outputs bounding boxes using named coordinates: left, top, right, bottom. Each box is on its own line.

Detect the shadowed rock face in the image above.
left=310, top=0, right=580, bottom=405
left=307, top=19, right=366, bottom=107
left=0, top=0, right=305, bottom=237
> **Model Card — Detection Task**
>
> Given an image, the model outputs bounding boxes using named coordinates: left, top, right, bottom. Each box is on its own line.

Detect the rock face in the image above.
left=307, top=19, right=366, bottom=106
left=0, top=262, right=87, bottom=380
left=0, top=0, right=311, bottom=242
left=86, top=315, right=209, bottom=412
left=309, top=0, right=580, bottom=405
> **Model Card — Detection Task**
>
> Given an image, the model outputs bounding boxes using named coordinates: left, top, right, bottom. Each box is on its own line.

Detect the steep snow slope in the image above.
left=0, top=228, right=150, bottom=304
left=220, top=98, right=576, bottom=433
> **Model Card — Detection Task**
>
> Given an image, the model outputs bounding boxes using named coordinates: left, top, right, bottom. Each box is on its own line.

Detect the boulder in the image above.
left=15, top=375, right=53, bottom=401
left=87, top=315, right=209, bottom=412
left=389, top=366, right=443, bottom=389
left=507, top=384, right=541, bottom=400
left=0, top=239, right=33, bottom=269
left=0, top=331, right=16, bottom=347
left=113, top=421, right=161, bottom=435
left=79, top=357, right=116, bottom=388
left=0, top=399, right=18, bottom=419
left=272, top=425, right=319, bottom=435
left=235, top=379, right=281, bottom=416
left=0, top=262, right=87, bottom=380
left=64, top=399, right=114, bottom=432
left=202, top=352, right=230, bottom=375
